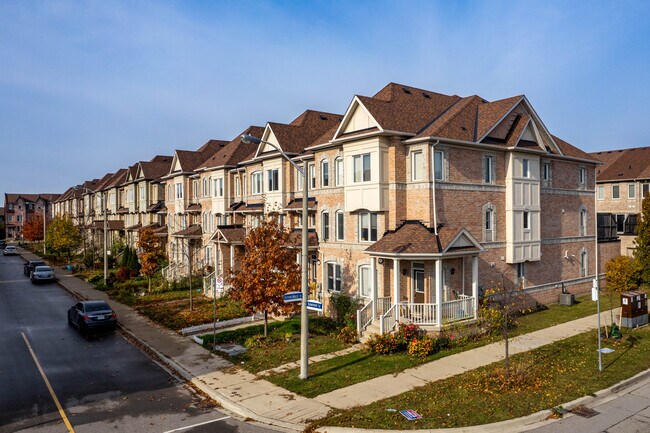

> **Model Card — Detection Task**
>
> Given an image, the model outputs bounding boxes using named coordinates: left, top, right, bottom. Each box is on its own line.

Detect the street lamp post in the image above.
left=241, top=134, right=310, bottom=379
left=43, top=203, right=47, bottom=255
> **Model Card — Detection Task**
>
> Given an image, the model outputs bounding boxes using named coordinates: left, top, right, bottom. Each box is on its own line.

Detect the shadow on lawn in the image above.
left=310, top=352, right=374, bottom=379
left=604, top=335, right=637, bottom=370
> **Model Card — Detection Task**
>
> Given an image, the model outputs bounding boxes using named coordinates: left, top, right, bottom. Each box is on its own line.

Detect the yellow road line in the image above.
left=21, top=332, right=76, bottom=433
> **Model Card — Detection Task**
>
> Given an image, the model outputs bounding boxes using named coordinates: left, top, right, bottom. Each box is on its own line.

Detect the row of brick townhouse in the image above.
left=3, top=193, right=60, bottom=240
left=591, top=146, right=650, bottom=257
left=52, top=82, right=619, bottom=333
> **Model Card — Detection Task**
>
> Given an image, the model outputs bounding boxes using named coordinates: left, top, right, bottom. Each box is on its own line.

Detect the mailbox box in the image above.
left=621, top=291, right=648, bottom=328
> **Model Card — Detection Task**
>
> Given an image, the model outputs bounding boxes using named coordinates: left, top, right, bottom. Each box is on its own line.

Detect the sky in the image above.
left=1, top=0, right=650, bottom=203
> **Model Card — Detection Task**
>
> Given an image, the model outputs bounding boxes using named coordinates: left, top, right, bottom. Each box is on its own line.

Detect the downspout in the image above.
left=431, top=140, right=440, bottom=235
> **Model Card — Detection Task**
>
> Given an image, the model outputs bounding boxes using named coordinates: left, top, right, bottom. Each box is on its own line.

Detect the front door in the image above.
left=412, top=263, right=425, bottom=303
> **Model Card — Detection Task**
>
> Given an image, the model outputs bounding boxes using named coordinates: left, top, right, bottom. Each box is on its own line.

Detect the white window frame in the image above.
left=542, top=162, right=551, bottom=182
left=203, top=178, right=210, bottom=197
left=326, top=262, right=342, bottom=292
left=251, top=171, right=263, bottom=195
left=267, top=169, right=279, bottom=192
left=335, top=157, right=344, bottom=186
left=522, top=159, right=530, bottom=178
left=353, top=153, right=371, bottom=183
left=193, top=181, right=199, bottom=198
left=628, top=183, right=636, bottom=199
left=321, top=211, right=330, bottom=242
left=309, top=164, right=316, bottom=189
left=597, top=185, right=605, bottom=200
left=359, top=265, right=371, bottom=298
left=234, top=177, right=241, bottom=197
left=359, top=212, right=378, bottom=242
left=411, top=150, right=423, bottom=181
left=484, top=206, right=494, bottom=242
left=579, top=207, right=587, bottom=237
left=612, top=184, right=620, bottom=200
left=523, top=211, right=530, bottom=230
left=321, top=159, right=329, bottom=187
left=175, top=183, right=183, bottom=199
left=579, top=167, right=586, bottom=186
left=335, top=210, right=344, bottom=241
left=213, top=177, right=224, bottom=197
left=580, top=249, right=588, bottom=277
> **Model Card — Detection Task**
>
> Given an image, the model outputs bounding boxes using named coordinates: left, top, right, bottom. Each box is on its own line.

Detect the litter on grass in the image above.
left=400, top=410, right=422, bottom=420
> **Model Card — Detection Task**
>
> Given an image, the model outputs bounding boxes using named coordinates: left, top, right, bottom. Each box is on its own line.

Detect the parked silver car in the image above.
left=3, top=246, right=17, bottom=256
left=30, top=265, right=56, bottom=283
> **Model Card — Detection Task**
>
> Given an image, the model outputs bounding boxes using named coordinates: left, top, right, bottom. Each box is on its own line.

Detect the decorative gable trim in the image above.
left=443, top=228, right=485, bottom=253
left=332, top=96, right=382, bottom=140
left=254, top=125, right=282, bottom=159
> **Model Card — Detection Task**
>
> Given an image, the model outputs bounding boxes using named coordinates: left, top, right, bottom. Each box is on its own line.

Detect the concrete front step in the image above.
left=359, top=321, right=381, bottom=342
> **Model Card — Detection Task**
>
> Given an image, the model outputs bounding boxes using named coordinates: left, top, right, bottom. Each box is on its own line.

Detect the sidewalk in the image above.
left=19, top=248, right=648, bottom=432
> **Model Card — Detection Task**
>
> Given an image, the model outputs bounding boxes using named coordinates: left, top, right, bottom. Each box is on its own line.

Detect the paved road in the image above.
left=0, top=252, right=276, bottom=433
left=526, top=375, right=650, bottom=433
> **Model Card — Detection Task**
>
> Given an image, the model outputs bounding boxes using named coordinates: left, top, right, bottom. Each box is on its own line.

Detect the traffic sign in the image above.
left=306, top=300, right=323, bottom=312
left=283, top=291, right=303, bottom=302
left=215, top=276, right=224, bottom=290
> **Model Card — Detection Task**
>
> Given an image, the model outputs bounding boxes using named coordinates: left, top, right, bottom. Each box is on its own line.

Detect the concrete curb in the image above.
left=47, top=262, right=304, bottom=433
left=314, top=369, right=650, bottom=433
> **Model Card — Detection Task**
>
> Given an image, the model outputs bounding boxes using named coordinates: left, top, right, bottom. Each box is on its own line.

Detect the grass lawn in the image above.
left=312, top=325, right=650, bottom=430
left=200, top=317, right=351, bottom=373
left=265, top=292, right=621, bottom=397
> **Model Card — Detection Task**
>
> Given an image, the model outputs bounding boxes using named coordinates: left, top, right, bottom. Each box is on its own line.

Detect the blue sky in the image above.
left=1, top=0, right=649, bottom=200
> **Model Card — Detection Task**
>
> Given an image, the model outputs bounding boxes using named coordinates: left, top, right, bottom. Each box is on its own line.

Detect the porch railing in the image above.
left=203, top=271, right=215, bottom=297
left=399, top=303, right=437, bottom=326
left=356, top=300, right=374, bottom=336
left=380, top=303, right=399, bottom=335
left=441, top=296, right=475, bottom=323
left=376, top=296, right=392, bottom=317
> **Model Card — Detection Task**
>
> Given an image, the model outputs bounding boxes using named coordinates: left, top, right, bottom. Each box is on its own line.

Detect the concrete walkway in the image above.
left=18, top=248, right=644, bottom=432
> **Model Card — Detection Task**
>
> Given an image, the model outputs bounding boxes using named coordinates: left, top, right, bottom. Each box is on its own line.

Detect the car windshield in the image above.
left=85, top=302, right=111, bottom=312
left=35, top=266, right=52, bottom=272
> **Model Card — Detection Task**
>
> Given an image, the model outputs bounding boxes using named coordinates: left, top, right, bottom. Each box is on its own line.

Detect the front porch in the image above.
left=356, top=221, right=484, bottom=336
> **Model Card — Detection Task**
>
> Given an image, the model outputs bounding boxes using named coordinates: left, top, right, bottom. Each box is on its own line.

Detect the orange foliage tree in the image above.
left=229, top=218, right=300, bottom=336
left=137, top=228, right=165, bottom=293
left=23, top=214, right=45, bottom=242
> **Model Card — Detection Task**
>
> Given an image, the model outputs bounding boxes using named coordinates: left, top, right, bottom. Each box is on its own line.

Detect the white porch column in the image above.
left=472, top=255, right=479, bottom=318
left=435, top=259, right=443, bottom=326
left=371, top=257, right=377, bottom=318
left=393, top=259, right=400, bottom=307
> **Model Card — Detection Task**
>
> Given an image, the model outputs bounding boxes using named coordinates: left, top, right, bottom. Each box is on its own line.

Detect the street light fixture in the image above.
left=241, top=133, right=310, bottom=380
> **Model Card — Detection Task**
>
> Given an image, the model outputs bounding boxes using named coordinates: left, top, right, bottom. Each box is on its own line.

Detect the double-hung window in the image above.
left=629, top=184, right=636, bottom=199
left=411, top=151, right=423, bottom=181
left=309, top=164, right=316, bottom=189
left=175, top=183, right=183, bottom=199
left=267, top=169, right=279, bottom=192
left=359, top=212, right=378, bottom=242
left=203, top=178, right=210, bottom=197
left=335, top=157, right=344, bottom=186
left=353, top=154, right=371, bottom=182
left=597, top=185, right=605, bottom=200
left=579, top=167, right=586, bottom=186
left=326, top=263, right=342, bottom=292
left=612, top=184, right=620, bottom=199
left=522, top=159, right=530, bottom=178
left=234, top=177, right=241, bottom=197
left=485, top=208, right=494, bottom=242
left=335, top=210, right=344, bottom=241
left=213, top=178, right=224, bottom=197
left=321, top=211, right=330, bottom=241
left=359, top=265, right=371, bottom=298
left=251, top=172, right=263, bottom=194
left=542, top=162, right=550, bottom=182
left=321, top=160, right=329, bottom=187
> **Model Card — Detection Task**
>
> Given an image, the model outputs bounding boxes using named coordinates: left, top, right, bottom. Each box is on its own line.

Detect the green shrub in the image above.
left=330, top=294, right=360, bottom=326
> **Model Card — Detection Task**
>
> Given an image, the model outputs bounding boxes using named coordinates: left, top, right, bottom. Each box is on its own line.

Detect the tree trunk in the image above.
left=264, top=311, right=268, bottom=338
left=148, top=276, right=151, bottom=294
left=504, top=318, right=510, bottom=375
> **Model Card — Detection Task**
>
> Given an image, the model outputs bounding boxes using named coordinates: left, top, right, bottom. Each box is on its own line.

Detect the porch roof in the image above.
left=91, top=220, right=125, bottom=230
left=171, top=224, right=202, bottom=238
left=365, top=220, right=484, bottom=258
left=209, top=225, right=246, bottom=245
left=125, top=223, right=142, bottom=231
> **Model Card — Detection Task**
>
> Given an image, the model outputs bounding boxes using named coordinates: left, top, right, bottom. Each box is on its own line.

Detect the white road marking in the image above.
left=162, top=416, right=231, bottom=433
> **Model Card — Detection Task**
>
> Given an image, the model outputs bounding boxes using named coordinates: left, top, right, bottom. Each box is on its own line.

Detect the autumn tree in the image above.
left=229, top=218, right=301, bottom=337
left=23, top=214, right=45, bottom=242
left=479, top=283, right=530, bottom=375
left=46, top=215, right=82, bottom=261
left=633, top=193, right=650, bottom=285
left=137, top=228, right=165, bottom=293
left=605, top=255, right=640, bottom=292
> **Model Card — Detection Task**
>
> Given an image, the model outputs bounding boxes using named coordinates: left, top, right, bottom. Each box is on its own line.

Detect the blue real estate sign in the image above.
left=283, top=291, right=302, bottom=303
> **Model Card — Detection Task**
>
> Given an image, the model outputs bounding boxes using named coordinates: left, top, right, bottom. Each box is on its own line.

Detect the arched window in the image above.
left=579, top=207, right=588, bottom=237
left=482, top=203, right=496, bottom=242
left=580, top=248, right=588, bottom=277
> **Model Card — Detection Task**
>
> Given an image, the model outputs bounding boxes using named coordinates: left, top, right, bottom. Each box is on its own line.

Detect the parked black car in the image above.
left=24, top=260, right=46, bottom=276
left=0, top=240, right=6, bottom=248
left=68, top=301, right=118, bottom=334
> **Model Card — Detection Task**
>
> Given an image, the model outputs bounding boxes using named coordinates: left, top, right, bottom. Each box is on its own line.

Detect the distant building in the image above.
left=3, top=193, right=60, bottom=240
left=591, top=146, right=650, bottom=256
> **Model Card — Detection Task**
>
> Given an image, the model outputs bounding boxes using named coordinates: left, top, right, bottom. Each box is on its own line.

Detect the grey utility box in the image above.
left=559, top=293, right=575, bottom=306
left=621, top=291, right=648, bottom=328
